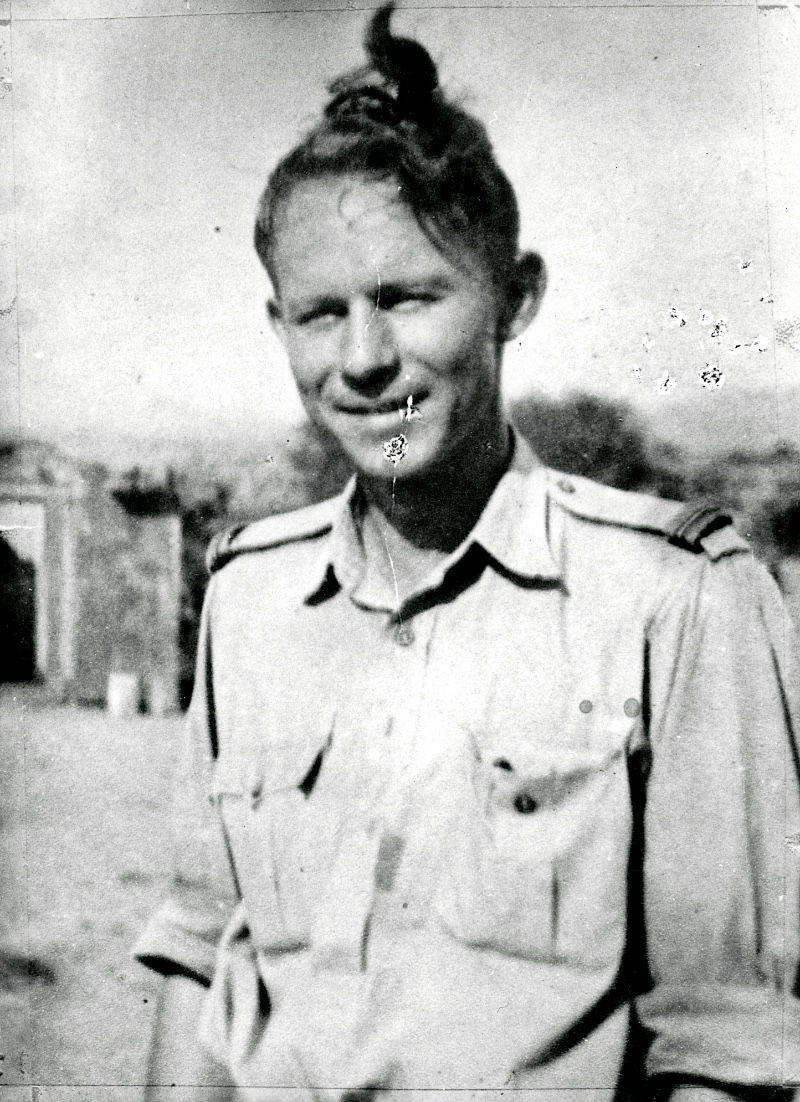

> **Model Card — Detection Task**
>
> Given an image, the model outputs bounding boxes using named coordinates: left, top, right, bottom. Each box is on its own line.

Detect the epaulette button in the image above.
left=557, top=478, right=576, bottom=494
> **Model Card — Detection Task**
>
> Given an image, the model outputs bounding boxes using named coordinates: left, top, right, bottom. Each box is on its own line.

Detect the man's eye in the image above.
left=295, top=307, right=345, bottom=327
left=383, top=292, right=437, bottom=313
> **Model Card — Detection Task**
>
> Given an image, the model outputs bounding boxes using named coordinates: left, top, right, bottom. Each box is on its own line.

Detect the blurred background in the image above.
left=0, top=0, right=799, bottom=1095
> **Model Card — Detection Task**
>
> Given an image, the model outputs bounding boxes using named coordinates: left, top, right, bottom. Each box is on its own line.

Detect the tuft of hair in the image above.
left=363, top=3, right=438, bottom=107
left=255, top=3, right=520, bottom=298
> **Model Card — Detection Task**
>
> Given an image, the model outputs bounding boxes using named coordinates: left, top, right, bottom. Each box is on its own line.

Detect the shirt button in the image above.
left=394, top=623, right=415, bottom=647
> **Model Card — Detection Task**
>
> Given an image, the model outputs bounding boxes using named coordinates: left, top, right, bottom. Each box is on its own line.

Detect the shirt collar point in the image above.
left=470, top=439, right=563, bottom=584
left=300, top=477, right=360, bottom=604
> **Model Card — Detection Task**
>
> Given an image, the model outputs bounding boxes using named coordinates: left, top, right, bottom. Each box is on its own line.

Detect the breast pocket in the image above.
left=433, top=731, right=633, bottom=967
left=212, top=723, right=334, bottom=953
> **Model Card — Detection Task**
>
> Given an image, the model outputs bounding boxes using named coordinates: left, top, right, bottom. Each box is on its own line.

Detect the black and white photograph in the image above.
left=1, top=1, right=799, bottom=1099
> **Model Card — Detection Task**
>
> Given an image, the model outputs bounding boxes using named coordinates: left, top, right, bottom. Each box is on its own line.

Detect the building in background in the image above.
left=0, top=440, right=181, bottom=712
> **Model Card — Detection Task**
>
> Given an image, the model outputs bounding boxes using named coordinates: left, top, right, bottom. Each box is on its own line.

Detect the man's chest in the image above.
left=207, top=567, right=649, bottom=970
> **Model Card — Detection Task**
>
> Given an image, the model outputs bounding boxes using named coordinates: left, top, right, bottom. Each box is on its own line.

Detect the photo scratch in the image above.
left=400, top=395, right=422, bottom=423
left=656, top=370, right=676, bottom=394
left=708, top=318, right=728, bottom=344
left=383, top=434, right=408, bottom=466
left=699, top=363, right=725, bottom=390
left=728, top=335, right=769, bottom=355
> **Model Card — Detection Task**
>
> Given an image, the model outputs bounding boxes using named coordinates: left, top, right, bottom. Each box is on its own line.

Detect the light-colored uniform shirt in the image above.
left=135, top=434, right=800, bottom=1101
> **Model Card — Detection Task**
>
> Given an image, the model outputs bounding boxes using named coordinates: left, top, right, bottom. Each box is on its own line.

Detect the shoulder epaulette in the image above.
left=547, top=471, right=749, bottom=561
left=206, top=496, right=339, bottom=575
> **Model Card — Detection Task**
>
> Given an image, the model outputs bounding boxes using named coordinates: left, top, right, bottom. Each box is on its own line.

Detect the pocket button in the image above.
left=513, top=792, right=538, bottom=814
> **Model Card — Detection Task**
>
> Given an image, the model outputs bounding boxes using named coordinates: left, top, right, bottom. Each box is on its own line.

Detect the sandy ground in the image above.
left=0, top=685, right=183, bottom=1099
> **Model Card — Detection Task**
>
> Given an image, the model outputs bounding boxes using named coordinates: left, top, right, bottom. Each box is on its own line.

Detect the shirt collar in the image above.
left=302, top=428, right=561, bottom=605
left=470, top=432, right=561, bottom=582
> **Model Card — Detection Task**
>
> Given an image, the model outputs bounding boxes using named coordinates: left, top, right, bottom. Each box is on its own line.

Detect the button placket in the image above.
left=345, top=610, right=437, bottom=964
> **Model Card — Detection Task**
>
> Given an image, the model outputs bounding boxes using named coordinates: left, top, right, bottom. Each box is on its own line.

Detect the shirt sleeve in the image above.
left=133, top=577, right=240, bottom=984
left=637, top=547, right=800, bottom=1088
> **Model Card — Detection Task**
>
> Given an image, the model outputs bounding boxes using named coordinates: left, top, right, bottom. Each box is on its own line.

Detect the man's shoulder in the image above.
left=205, top=496, right=340, bottom=575
left=545, top=470, right=749, bottom=562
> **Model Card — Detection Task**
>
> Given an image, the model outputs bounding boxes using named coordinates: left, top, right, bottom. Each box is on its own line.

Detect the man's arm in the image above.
left=638, top=550, right=800, bottom=1091
left=135, top=580, right=242, bottom=1095
left=145, top=972, right=235, bottom=1102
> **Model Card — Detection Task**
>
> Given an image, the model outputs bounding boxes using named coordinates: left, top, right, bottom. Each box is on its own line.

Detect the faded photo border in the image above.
left=1, top=0, right=799, bottom=1096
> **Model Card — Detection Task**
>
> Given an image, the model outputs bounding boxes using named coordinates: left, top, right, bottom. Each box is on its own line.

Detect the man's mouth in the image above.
left=336, top=393, right=426, bottom=417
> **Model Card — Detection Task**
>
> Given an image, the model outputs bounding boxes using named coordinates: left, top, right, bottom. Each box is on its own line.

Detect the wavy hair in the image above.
left=254, top=4, right=521, bottom=298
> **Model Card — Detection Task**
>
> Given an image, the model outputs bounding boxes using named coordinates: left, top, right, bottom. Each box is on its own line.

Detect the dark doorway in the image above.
left=0, top=535, right=36, bottom=682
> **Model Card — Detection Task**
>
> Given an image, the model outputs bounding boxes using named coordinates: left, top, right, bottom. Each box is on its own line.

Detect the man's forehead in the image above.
left=336, top=178, right=405, bottom=227
left=273, top=176, right=453, bottom=287
left=282, top=176, right=409, bottom=236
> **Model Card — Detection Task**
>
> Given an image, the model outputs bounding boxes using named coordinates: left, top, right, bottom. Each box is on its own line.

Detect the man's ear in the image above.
left=266, top=299, right=286, bottom=345
left=502, top=252, right=547, bottom=342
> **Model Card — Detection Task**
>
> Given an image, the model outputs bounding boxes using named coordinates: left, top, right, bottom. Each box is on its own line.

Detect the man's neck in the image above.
left=359, top=423, right=512, bottom=557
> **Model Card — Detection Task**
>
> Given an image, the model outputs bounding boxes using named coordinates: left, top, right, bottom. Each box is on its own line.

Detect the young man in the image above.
left=137, top=8, right=800, bottom=1100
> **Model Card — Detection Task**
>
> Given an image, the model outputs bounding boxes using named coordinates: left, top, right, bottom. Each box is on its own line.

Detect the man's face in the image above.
left=268, top=175, right=507, bottom=483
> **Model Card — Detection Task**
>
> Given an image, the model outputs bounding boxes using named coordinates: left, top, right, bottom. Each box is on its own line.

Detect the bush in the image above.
left=510, top=393, right=687, bottom=500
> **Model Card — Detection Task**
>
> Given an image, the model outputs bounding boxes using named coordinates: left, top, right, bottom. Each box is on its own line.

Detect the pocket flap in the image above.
left=212, top=713, right=335, bottom=800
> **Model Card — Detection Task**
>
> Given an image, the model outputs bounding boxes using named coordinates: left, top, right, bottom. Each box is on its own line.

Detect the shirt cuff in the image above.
left=132, top=899, right=227, bottom=985
left=638, top=983, right=800, bottom=1087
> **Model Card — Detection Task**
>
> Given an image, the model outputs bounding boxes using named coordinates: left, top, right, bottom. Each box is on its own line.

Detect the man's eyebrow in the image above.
left=379, top=275, right=452, bottom=297
left=286, top=294, right=346, bottom=316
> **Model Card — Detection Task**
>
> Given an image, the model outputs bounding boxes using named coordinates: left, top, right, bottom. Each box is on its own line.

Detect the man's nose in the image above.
left=341, top=300, right=398, bottom=390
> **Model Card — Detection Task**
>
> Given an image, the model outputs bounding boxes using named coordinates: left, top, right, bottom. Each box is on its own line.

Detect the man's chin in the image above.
left=334, top=426, right=435, bottom=479
left=349, top=443, right=459, bottom=487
